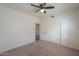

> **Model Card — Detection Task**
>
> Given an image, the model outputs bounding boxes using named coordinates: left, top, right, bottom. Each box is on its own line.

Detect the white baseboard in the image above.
left=0, top=52, right=9, bottom=55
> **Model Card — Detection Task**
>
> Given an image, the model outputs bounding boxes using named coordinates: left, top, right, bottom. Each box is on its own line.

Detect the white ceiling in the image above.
left=0, top=3, right=79, bottom=18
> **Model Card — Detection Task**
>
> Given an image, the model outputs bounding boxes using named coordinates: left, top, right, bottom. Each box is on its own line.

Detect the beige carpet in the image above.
left=0, top=40, right=79, bottom=56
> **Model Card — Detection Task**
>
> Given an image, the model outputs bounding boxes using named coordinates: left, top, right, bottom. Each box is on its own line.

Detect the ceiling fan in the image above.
left=31, top=3, right=55, bottom=14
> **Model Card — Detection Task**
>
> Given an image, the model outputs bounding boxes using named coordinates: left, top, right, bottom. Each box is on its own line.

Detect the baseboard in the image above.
left=0, top=53, right=9, bottom=54
left=41, top=39, right=79, bottom=51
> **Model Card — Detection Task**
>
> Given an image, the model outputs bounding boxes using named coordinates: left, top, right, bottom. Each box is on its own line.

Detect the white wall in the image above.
left=40, top=8, right=79, bottom=50
left=61, top=8, right=79, bottom=50
left=0, top=5, right=40, bottom=53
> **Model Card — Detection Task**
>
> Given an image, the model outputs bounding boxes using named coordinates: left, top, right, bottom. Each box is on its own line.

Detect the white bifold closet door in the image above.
left=40, top=17, right=60, bottom=44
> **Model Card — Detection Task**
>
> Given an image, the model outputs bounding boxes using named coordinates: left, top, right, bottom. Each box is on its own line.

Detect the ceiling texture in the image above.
left=0, top=3, right=79, bottom=19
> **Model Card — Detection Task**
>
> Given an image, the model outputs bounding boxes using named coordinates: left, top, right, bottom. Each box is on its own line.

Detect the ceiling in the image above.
left=0, top=3, right=79, bottom=19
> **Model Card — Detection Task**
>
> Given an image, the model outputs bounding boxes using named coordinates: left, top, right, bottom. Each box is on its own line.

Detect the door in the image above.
left=35, top=23, right=40, bottom=41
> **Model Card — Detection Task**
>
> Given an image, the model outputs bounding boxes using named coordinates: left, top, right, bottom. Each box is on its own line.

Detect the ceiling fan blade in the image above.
left=31, top=4, right=41, bottom=8
left=35, top=8, right=41, bottom=13
left=45, top=6, right=55, bottom=9
left=39, top=3, right=43, bottom=7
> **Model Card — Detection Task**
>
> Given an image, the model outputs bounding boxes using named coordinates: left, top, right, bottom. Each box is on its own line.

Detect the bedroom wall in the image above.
left=40, top=8, right=79, bottom=50
left=0, top=5, right=40, bottom=53
left=61, top=8, right=79, bottom=50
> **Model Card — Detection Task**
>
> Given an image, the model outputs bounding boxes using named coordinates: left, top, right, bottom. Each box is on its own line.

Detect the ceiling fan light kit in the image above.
left=40, top=9, right=45, bottom=13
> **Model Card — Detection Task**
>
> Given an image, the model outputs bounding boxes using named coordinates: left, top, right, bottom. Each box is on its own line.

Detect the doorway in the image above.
left=35, top=23, right=40, bottom=41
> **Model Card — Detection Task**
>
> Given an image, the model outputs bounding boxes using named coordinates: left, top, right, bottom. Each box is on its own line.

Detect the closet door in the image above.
left=41, top=17, right=60, bottom=44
